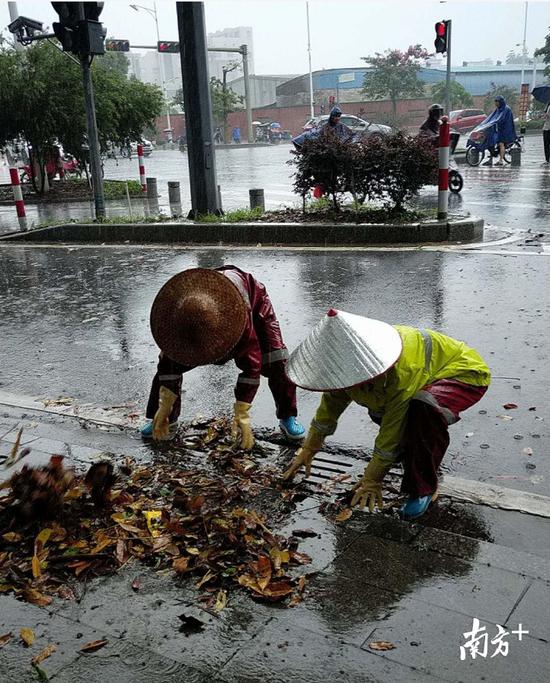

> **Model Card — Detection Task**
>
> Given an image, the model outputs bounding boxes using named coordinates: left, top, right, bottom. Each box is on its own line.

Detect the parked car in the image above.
left=130, top=138, right=154, bottom=156
left=449, top=109, right=486, bottom=133
left=302, top=114, right=392, bottom=138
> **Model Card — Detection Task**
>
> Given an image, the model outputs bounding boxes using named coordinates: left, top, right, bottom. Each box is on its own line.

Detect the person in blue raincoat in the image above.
left=291, top=106, right=354, bottom=149
left=483, top=95, right=516, bottom=165
left=319, top=105, right=354, bottom=142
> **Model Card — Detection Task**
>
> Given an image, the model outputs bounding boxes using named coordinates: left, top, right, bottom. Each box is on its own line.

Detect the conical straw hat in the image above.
left=150, top=268, right=247, bottom=366
left=287, top=309, right=402, bottom=391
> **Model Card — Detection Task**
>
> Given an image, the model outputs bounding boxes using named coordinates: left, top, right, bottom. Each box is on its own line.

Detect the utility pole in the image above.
left=8, top=2, right=23, bottom=51
left=306, top=1, right=314, bottom=118
left=176, top=2, right=220, bottom=217
left=241, top=44, right=254, bottom=143
left=520, top=1, right=528, bottom=91
left=130, top=3, right=172, bottom=142
left=75, top=3, right=105, bottom=218
left=444, top=20, right=452, bottom=116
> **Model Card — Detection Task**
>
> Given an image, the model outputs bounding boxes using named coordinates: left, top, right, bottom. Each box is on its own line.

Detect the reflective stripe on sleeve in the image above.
left=413, top=390, right=458, bottom=425
left=419, top=329, right=433, bottom=374
left=311, top=419, right=337, bottom=436
left=373, top=447, right=399, bottom=461
left=237, top=376, right=261, bottom=385
left=262, top=348, right=289, bottom=364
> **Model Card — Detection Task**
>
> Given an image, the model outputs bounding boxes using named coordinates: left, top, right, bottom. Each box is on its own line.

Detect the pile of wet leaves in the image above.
left=0, top=419, right=312, bottom=611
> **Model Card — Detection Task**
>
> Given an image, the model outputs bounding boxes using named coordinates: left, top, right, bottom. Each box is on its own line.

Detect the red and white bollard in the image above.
left=438, top=116, right=450, bottom=220
left=137, top=144, right=147, bottom=193
left=9, top=168, right=28, bottom=232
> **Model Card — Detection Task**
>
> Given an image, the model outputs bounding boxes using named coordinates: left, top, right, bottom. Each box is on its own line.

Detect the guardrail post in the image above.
left=438, top=116, right=450, bottom=220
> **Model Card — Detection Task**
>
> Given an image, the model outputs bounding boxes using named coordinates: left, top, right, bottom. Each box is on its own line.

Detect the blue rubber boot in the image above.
left=279, top=416, right=305, bottom=441
left=400, top=492, right=438, bottom=521
left=140, top=421, right=178, bottom=440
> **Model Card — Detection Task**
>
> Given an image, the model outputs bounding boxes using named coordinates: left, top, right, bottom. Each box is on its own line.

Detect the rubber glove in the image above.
left=152, top=386, right=178, bottom=440
left=282, top=426, right=325, bottom=480
left=351, top=455, right=393, bottom=511
left=232, top=401, right=255, bottom=450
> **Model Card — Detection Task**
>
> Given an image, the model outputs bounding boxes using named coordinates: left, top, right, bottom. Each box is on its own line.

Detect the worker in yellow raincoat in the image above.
left=283, top=309, right=491, bottom=520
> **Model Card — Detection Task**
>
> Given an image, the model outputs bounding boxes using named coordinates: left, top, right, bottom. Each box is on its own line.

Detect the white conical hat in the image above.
left=287, top=309, right=402, bottom=391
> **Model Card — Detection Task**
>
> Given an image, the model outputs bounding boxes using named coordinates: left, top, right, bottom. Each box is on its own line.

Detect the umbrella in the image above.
left=531, top=85, right=550, bottom=105
left=252, top=121, right=263, bottom=126
left=270, top=122, right=281, bottom=129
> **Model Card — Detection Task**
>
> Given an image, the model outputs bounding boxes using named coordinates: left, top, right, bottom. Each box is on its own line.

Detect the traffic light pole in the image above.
left=445, top=20, right=452, bottom=116
left=81, top=53, right=106, bottom=218
left=176, top=2, right=220, bottom=217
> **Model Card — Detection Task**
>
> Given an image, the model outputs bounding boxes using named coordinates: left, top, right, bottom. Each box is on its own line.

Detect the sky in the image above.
left=2, top=0, right=550, bottom=76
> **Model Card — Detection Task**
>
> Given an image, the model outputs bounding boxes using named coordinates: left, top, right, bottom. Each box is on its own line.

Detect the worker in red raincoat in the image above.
left=141, top=266, right=305, bottom=446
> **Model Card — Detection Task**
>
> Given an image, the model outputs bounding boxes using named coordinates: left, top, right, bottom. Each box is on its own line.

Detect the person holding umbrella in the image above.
left=283, top=309, right=490, bottom=520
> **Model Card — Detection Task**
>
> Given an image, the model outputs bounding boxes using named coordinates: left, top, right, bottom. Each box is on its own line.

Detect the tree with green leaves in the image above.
left=431, top=80, right=474, bottom=109
left=483, top=83, right=518, bottom=113
left=173, top=77, right=243, bottom=126
left=0, top=41, right=163, bottom=192
left=361, top=45, right=428, bottom=118
left=535, top=28, right=550, bottom=77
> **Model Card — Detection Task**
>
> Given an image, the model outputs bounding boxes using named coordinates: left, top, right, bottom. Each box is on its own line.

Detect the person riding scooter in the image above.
left=419, top=103, right=444, bottom=139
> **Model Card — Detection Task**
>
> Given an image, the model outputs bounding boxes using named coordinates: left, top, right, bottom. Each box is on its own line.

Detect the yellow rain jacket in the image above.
left=311, top=326, right=491, bottom=462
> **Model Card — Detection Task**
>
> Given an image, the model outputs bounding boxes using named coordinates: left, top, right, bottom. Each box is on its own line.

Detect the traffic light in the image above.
left=51, top=2, right=105, bottom=55
left=158, top=41, right=180, bottom=53
left=434, top=20, right=449, bottom=54
left=106, top=39, right=130, bottom=52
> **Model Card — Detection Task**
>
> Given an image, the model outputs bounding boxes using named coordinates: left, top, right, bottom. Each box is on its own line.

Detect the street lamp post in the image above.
left=222, top=62, right=239, bottom=144
left=519, top=2, right=528, bottom=89
left=130, top=2, right=173, bottom=142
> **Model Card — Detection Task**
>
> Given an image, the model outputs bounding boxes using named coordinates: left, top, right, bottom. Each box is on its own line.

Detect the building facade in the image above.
left=207, top=26, right=254, bottom=83
left=228, top=75, right=299, bottom=109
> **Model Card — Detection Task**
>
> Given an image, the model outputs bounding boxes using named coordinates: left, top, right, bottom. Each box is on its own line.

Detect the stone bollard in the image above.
left=249, top=188, right=265, bottom=212
left=168, top=181, right=181, bottom=204
left=510, top=147, right=521, bottom=167
left=146, top=177, right=158, bottom=199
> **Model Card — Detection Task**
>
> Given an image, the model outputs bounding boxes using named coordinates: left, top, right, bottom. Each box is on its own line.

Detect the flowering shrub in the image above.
left=289, top=132, right=438, bottom=213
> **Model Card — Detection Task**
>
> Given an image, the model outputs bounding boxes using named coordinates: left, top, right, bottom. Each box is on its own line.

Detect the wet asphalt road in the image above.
left=1, top=134, right=550, bottom=235
left=0, top=245, right=547, bottom=497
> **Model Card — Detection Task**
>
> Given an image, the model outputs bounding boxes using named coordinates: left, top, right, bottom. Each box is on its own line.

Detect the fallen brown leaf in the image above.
left=20, top=627, right=35, bottom=647
left=23, top=588, right=52, bottom=607
left=503, top=403, right=518, bottom=410
left=32, top=555, right=42, bottom=579
left=131, top=577, right=141, bottom=591
left=369, top=641, right=396, bottom=651
left=215, top=589, right=227, bottom=612
left=335, top=508, right=353, bottom=522
left=32, top=644, right=57, bottom=665
left=79, top=639, right=108, bottom=653
left=173, top=556, right=191, bottom=573
left=0, top=633, right=12, bottom=648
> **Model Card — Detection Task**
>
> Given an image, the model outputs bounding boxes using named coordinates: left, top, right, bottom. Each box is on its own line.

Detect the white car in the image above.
left=303, top=114, right=392, bottom=138
left=130, top=139, right=154, bottom=156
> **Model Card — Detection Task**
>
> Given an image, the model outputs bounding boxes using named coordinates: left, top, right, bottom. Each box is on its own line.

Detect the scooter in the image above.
left=448, top=132, right=464, bottom=194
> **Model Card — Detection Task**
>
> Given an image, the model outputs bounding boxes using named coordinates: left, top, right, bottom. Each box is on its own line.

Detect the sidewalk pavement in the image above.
left=1, top=405, right=549, bottom=683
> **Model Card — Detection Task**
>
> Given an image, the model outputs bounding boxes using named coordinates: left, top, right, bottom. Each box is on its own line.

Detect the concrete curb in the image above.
left=0, top=216, right=484, bottom=245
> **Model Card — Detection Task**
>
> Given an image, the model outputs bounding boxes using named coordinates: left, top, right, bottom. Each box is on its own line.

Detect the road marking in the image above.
left=441, top=476, right=550, bottom=518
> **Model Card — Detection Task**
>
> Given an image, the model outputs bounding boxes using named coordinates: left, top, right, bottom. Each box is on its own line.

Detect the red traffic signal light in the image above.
left=434, top=20, right=449, bottom=54
left=106, top=39, right=129, bottom=52
left=157, top=41, right=180, bottom=53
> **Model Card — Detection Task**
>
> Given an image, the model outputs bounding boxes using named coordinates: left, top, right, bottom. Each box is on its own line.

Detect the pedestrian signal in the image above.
left=106, top=39, right=130, bottom=52
left=157, top=41, right=180, bottom=53
left=434, top=21, right=449, bottom=54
